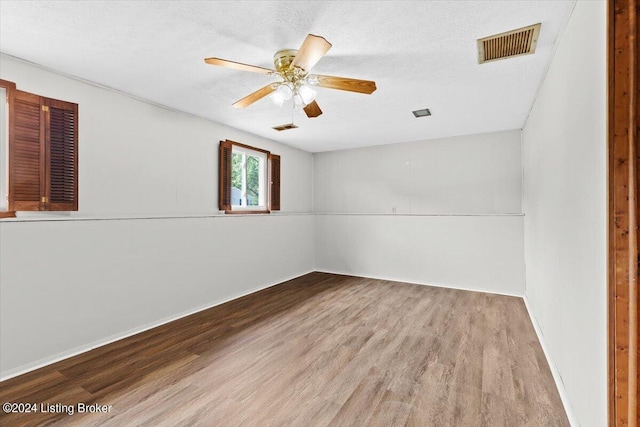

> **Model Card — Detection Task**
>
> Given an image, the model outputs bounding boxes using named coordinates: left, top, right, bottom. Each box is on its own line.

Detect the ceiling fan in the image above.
left=204, top=34, right=377, bottom=119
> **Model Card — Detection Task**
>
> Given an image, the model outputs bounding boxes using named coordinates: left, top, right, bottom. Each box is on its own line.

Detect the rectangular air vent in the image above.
left=272, top=123, right=298, bottom=131
left=412, top=108, right=431, bottom=118
left=478, top=23, right=541, bottom=64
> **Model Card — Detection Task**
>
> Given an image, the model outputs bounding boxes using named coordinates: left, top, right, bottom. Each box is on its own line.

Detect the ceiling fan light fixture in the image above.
left=271, top=92, right=284, bottom=107
left=205, top=33, right=376, bottom=120
left=298, top=84, right=317, bottom=105
left=276, top=83, right=293, bottom=100
left=271, top=82, right=293, bottom=106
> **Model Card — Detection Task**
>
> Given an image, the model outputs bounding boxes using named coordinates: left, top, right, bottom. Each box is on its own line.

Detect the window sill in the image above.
left=225, top=210, right=271, bottom=215
left=0, top=211, right=16, bottom=219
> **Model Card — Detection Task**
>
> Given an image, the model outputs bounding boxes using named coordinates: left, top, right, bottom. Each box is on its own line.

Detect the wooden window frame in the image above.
left=0, top=79, right=16, bottom=218
left=608, top=0, right=639, bottom=425
left=218, top=139, right=280, bottom=214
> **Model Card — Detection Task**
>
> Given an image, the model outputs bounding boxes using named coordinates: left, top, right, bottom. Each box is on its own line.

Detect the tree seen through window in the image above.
left=232, top=151, right=260, bottom=206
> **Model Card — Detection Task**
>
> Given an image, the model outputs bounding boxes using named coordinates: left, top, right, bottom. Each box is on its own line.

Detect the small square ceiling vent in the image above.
left=272, top=123, right=298, bottom=131
left=477, top=23, right=541, bottom=64
left=412, top=108, right=431, bottom=118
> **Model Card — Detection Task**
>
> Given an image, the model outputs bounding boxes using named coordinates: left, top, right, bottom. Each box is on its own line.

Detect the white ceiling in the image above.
left=0, top=1, right=575, bottom=153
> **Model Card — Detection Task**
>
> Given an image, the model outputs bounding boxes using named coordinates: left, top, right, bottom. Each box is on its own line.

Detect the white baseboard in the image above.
left=314, top=269, right=524, bottom=298
left=523, top=296, right=580, bottom=427
left=0, top=270, right=314, bottom=382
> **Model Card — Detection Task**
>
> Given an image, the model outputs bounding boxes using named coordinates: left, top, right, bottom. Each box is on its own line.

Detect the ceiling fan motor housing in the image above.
left=274, top=49, right=298, bottom=73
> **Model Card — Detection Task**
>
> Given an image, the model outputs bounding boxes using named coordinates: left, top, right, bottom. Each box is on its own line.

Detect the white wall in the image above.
left=314, top=130, right=522, bottom=214
left=313, top=131, right=525, bottom=295
left=522, top=1, right=607, bottom=426
left=0, top=56, right=315, bottom=379
left=0, top=215, right=314, bottom=378
left=316, top=214, right=524, bottom=295
left=0, top=54, right=312, bottom=215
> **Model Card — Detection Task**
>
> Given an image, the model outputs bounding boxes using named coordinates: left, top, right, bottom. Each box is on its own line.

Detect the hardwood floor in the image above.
left=0, top=273, right=569, bottom=426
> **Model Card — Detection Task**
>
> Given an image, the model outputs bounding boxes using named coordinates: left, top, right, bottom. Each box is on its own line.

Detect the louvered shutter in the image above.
left=270, top=154, right=280, bottom=211
left=45, top=99, right=78, bottom=211
left=219, top=140, right=232, bottom=211
left=9, top=90, right=43, bottom=211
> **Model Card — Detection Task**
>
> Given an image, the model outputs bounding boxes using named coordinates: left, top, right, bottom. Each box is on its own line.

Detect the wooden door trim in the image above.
left=608, top=0, right=639, bottom=426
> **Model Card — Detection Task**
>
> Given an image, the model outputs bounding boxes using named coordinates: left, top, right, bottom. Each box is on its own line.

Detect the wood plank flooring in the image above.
left=0, top=273, right=569, bottom=426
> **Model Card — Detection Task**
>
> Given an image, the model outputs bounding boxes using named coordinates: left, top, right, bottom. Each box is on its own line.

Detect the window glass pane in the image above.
left=246, top=155, right=259, bottom=206
left=229, top=144, right=267, bottom=210
left=0, top=87, right=6, bottom=211
left=231, top=151, right=243, bottom=206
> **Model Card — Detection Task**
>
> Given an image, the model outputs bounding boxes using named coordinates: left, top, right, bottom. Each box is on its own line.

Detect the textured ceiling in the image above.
left=0, top=1, right=575, bottom=152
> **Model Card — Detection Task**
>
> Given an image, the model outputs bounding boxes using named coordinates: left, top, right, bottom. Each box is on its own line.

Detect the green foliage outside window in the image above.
left=245, top=156, right=259, bottom=205
left=232, top=152, right=260, bottom=205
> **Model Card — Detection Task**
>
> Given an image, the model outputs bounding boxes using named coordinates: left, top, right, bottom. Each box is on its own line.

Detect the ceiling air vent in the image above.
left=477, top=23, right=541, bottom=64
left=412, top=108, right=431, bottom=118
left=272, top=123, right=298, bottom=131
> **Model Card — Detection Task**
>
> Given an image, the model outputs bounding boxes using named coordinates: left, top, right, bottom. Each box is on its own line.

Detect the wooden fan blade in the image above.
left=291, top=34, right=332, bottom=71
left=232, top=84, right=276, bottom=108
left=303, top=100, right=323, bottom=118
left=311, top=74, right=377, bottom=94
left=204, top=57, right=274, bottom=75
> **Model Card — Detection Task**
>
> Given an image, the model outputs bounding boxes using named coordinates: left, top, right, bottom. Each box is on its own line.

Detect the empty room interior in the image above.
left=0, top=0, right=631, bottom=426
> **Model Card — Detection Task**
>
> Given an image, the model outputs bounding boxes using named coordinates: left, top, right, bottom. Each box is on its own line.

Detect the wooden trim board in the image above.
left=608, top=0, right=639, bottom=425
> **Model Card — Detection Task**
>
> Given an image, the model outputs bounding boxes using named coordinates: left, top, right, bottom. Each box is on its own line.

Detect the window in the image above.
left=219, top=140, right=280, bottom=213
left=0, top=80, right=78, bottom=214
left=0, top=80, right=13, bottom=217
left=232, top=146, right=266, bottom=209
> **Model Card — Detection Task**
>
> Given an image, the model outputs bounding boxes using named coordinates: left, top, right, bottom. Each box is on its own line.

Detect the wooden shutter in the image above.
left=270, top=154, right=280, bottom=211
left=45, top=99, right=78, bottom=211
left=9, top=90, right=43, bottom=211
left=8, top=90, right=78, bottom=212
left=219, top=140, right=232, bottom=211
